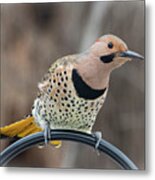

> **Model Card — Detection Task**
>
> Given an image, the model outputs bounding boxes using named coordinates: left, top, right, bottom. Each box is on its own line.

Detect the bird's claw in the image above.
left=44, top=122, right=51, bottom=145
left=93, top=131, right=102, bottom=155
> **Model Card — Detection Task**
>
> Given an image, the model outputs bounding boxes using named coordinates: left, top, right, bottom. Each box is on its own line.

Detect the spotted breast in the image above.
left=32, top=54, right=108, bottom=133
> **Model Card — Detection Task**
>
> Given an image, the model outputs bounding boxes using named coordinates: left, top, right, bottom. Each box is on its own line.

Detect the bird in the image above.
left=0, top=34, right=144, bottom=148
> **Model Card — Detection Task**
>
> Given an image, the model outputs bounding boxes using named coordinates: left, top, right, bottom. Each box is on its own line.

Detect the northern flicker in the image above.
left=0, top=34, right=144, bottom=148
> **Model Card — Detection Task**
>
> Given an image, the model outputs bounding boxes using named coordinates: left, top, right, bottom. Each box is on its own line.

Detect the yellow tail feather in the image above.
left=0, top=116, right=62, bottom=148
left=0, top=116, right=42, bottom=138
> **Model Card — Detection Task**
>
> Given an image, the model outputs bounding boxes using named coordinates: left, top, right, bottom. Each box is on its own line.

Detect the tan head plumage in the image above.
left=76, top=34, right=144, bottom=89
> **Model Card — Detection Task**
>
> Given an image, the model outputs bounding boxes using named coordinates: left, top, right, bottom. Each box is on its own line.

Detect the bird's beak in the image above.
left=120, top=50, right=144, bottom=60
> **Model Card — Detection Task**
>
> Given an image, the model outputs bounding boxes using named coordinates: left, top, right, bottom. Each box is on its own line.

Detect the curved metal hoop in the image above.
left=0, top=129, right=138, bottom=169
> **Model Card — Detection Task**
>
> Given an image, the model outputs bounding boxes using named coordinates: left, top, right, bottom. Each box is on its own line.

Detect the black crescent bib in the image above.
left=72, top=69, right=106, bottom=100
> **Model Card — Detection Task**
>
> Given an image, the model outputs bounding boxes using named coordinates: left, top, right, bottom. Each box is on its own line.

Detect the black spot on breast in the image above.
left=63, top=89, right=67, bottom=93
left=71, top=100, right=74, bottom=104
left=72, top=69, right=107, bottom=100
left=67, top=104, right=70, bottom=107
left=77, top=107, right=80, bottom=111
left=64, top=97, right=68, bottom=101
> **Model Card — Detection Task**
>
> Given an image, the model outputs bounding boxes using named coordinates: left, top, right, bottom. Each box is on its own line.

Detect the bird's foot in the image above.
left=37, top=123, right=51, bottom=148
left=93, top=131, right=102, bottom=155
left=43, top=122, right=62, bottom=148
left=44, top=122, right=51, bottom=145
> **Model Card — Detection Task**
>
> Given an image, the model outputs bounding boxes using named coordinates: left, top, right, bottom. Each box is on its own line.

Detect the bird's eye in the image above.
left=108, top=42, right=113, bottom=49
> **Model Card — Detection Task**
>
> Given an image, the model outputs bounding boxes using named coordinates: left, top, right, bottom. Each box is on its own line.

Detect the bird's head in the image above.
left=90, top=34, right=144, bottom=69
left=76, top=34, right=144, bottom=90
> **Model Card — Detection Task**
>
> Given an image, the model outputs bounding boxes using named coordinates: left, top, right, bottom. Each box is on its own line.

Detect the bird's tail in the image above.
left=0, top=116, right=42, bottom=139
left=0, top=116, right=62, bottom=148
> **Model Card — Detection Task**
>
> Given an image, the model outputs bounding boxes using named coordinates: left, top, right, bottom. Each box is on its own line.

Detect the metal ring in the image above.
left=0, top=129, right=138, bottom=169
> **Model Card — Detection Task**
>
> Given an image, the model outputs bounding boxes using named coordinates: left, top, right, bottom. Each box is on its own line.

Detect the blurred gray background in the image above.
left=0, top=1, right=145, bottom=169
